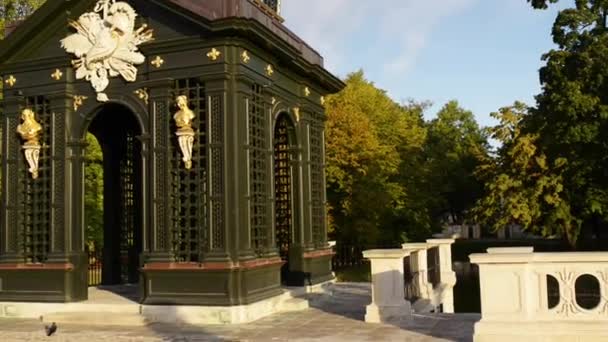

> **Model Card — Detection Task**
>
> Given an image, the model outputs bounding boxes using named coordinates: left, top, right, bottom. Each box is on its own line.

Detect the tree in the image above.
left=519, top=0, right=608, bottom=244
left=84, top=133, right=104, bottom=250
left=0, top=0, right=45, bottom=37
left=472, top=102, right=578, bottom=245
left=527, top=0, right=559, bottom=9
left=424, top=101, right=488, bottom=225
left=324, top=71, right=426, bottom=247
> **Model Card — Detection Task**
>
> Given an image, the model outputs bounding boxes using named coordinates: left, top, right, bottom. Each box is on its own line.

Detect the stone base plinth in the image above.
left=365, top=302, right=412, bottom=324
left=0, top=286, right=309, bottom=326
left=474, top=321, right=608, bottom=342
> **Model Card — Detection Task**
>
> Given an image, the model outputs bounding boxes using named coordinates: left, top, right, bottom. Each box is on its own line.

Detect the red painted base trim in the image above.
left=0, top=263, right=74, bottom=271
left=142, top=257, right=285, bottom=271
left=303, top=249, right=335, bottom=259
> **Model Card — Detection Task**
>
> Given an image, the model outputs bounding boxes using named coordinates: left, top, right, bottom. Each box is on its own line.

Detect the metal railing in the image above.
left=87, top=248, right=102, bottom=286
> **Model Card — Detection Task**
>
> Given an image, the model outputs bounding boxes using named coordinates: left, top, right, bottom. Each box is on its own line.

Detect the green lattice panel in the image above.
left=274, top=115, right=292, bottom=259
left=170, top=79, right=208, bottom=262
left=249, top=84, right=268, bottom=255
left=120, top=133, right=136, bottom=282
left=309, top=123, right=324, bottom=245
left=21, top=96, right=51, bottom=263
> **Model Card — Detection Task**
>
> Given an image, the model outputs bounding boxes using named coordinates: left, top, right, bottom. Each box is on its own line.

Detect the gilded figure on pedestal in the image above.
left=16, top=109, right=43, bottom=179
left=174, top=95, right=196, bottom=169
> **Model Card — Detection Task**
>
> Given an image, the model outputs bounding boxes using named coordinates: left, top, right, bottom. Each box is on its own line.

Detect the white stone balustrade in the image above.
left=402, top=243, right=434, bottom=304
left=470, top=247, right=608, bottom=342
left=363, top=249, right=412, bottom=323
left=402, top=238, right=456, bottom=313
left=427, top=238, right=456, bottom=313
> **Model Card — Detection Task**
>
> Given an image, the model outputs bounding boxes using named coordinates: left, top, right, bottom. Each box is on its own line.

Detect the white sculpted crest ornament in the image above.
left=61, top=0, right=154, bottom=102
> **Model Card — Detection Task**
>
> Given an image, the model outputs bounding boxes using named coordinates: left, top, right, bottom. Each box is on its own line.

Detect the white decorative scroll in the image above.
left=60, top=0, right=154, bottom=102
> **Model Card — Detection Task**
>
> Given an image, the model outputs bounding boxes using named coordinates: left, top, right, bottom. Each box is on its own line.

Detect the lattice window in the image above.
left=21, top=96, right=51, bottom=263
left=170, top=79, right=208, bottom=262
left=274, top=115, right=292, bottom=259
left=0, top=99, right=2, bottom=198
left=210, top=96, right=225, bottom=250
left=120, top=133, right=136, bottom=282
left=309, top=123, right=324, bottom=245
left=249, top=84, right=269, bottom=254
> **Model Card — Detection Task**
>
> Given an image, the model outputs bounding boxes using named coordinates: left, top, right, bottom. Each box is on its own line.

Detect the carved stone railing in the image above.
left=470, top=247, right=608, bottom=342
left=402, top=239, right=456, bottom=313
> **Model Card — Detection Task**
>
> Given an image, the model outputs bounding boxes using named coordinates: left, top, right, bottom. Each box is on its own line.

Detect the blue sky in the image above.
left=282, top=0, right=571, bottom=128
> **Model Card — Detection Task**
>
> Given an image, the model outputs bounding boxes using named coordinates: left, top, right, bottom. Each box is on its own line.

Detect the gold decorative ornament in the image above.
left=151, top=56, right=164, bottom=68
left=174, top=95, right=196, bottom=170
left=271, top=97, right=277, bottom=105
left=134, top=88, right=149, bottom=105
left=304, top=87, right=311, bottom=97
left=241, top=50, right=251, bottom=63
left=293, top=107, right=300, bottom=122
left=17, top=109, right=43, bottom=179
left=265, top=64, right=274, bottom=77
left=4, top=75, right=16, bottom=87
left=206, top=48, right=221, bottom=61
left=320, top=96, right=326, bottom=105
left=73, top=95, right=88, bottom=111
left=51, top=69, right=63, bottom=81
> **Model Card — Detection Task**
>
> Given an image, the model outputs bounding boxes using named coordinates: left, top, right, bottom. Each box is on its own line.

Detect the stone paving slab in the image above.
left=0, top=283, right=479, bottom=342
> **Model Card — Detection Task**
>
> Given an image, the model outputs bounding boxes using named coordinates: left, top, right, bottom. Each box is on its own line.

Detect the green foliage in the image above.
left=527, top=0, right=560, bottom=9
left=84, top=133, right=103, bottom=250
left=424, top=101, right=488, bottom=225
left=325, top=71, right=426, bottom=246
left=325, top=71, right=489, bottom=247
left=0, top=0, right=45, bottom=37
left=472, top=103, right=579, bottom=245
left=473, top=0, right=608, bottom=246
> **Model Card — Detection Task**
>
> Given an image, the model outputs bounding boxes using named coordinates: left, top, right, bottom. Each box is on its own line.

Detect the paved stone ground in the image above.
left=0, top=283, right=478, bottom=342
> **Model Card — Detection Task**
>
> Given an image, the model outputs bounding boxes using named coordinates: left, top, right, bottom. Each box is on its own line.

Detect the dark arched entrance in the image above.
left=273, top=112, right=299, bottom=285
left=87, top=104, right=143, bottom=286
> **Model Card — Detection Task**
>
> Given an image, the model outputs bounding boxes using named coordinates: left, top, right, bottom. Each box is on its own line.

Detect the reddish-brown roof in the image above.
left=3, top=0, right=325, bottom=67
left=167, top=0, right=324, bottom=66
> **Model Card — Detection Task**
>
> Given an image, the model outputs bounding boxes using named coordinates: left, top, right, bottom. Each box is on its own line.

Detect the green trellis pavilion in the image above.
left=0, top=0, right=343, bottom=305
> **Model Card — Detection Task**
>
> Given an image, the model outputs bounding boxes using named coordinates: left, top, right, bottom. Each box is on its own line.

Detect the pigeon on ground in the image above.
left=45, top=322, right=57, bottom=336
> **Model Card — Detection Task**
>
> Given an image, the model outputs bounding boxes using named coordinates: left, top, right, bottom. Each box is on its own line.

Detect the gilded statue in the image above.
left=60, top=0, right=154, bottom=102
left=17, top=109, right=43, bottom=179
left=174, top=95, right=196, bottom=169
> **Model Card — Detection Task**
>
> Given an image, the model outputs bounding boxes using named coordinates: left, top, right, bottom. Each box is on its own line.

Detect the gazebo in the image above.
left=0, top=0, right=343, bottom=306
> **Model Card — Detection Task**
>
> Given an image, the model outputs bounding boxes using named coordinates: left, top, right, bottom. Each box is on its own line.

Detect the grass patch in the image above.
left=334, top=262, right=371, bottom=282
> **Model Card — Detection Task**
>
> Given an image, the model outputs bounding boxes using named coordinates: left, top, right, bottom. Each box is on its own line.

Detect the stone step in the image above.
left=279, top=297, right=309, bottom=312
left=41, top=311, right=147, bottom=326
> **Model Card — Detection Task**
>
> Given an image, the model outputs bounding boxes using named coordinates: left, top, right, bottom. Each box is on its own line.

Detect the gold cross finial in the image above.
left=51, top=69, right=63, bottom=81
left=241, top=50, right=251, bottom=64
left=4, top=75, right=16, bottom=87
left=134, top=88, right=149, bottom=105
left=265, top=64, right=274, bottom=77
left=206, top=48, right=221, bottom=61
left=151, top=56, right=164, bottom=68
left=73, top=95, right=88, bottom=111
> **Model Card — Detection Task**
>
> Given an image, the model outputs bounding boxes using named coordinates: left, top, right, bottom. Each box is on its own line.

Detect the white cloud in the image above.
left=282, top=0, right=477, bottom=80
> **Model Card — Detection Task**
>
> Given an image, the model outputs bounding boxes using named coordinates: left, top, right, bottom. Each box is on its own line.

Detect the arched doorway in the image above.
left=273, top=112, right=298, bottom=284
left=85, top=103, right=143, bottom=287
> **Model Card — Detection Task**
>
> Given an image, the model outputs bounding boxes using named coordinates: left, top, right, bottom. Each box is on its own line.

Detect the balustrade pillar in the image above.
left=427, top=238, right=456, bottom=313
left=363, top=249, right=412, bottom=323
